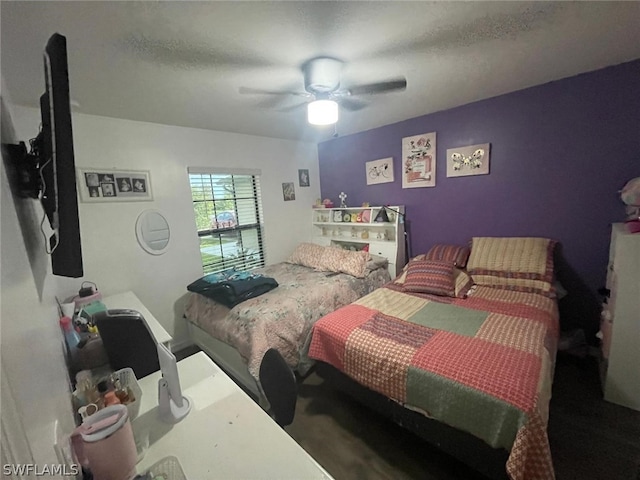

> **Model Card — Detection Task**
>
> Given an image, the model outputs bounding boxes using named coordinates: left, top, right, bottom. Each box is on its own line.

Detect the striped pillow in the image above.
left=395, top=267, right=473, bottom=298
left=403, top=259, right=456, bottom=297
left=425, top=244, right=471, bottom=268
left=466, top=237, right=556, bottom=296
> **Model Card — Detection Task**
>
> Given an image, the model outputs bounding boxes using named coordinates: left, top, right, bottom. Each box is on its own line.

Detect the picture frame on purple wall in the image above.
left=402, top=132, right=436, bottom=188
left=446, top=143, right=491, bottom=177
left=366, top=157, right=394, bottom=185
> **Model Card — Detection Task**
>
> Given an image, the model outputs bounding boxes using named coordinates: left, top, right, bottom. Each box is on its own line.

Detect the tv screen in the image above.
left=38, top=33, right=83, bottom=278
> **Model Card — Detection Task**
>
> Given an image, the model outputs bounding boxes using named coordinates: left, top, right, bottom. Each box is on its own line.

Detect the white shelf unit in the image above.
left=311, top=206, right=406, bottom=277
left=600, top=223, right=640, bottom=411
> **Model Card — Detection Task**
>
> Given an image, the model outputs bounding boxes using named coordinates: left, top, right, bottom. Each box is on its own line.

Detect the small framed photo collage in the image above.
left=77, top=168, right=153, bottom=202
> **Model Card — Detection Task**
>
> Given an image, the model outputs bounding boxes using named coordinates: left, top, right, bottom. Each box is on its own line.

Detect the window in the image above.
left=188, top=168, right=265, bottom=274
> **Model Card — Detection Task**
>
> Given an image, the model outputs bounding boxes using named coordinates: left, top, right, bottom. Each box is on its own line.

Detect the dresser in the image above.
left=311, top=206, right=406, bottom=277
left=600, top=223, right=640, bottom=411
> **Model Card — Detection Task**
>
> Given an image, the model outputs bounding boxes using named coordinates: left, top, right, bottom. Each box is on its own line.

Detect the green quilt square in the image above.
left=407, top=302, right=488, bottom=336
left=406, top=367, right=524, bottom=450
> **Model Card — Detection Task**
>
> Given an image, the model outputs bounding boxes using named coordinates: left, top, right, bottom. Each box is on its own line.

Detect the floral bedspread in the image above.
left=309, top=284, right=559, bottom=480
left=184, top=262, right=391, bottom=379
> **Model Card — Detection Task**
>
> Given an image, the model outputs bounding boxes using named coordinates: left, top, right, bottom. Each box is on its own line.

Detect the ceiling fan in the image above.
left=239, top=57, right=407, bottom=125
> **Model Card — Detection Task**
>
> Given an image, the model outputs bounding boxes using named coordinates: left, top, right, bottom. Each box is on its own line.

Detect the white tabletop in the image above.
left=101, top=291, right=172, bottom=346
left=132, top=352, right=333, bottom=479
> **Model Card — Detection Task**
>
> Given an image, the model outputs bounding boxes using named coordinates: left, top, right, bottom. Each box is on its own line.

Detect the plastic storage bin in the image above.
left=112, top=367, right=142, bottom=420
left=144, top=456, right=187, bottom=480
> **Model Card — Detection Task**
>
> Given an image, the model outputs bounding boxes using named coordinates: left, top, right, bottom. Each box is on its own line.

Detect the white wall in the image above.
left=10, top=105, right=320, bottom=349
left=1, top=94, right=77, bottom=470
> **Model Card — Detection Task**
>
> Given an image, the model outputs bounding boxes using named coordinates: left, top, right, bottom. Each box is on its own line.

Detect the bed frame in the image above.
left=315, top=361, right=510, bottom=480
left=187, top=321, right=265, bottom=405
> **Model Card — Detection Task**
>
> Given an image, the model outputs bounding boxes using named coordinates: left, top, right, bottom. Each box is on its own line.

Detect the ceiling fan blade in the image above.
left=339, top=97, right=368, bottom=111
left=278, top=101, right=309, bottom=112
left=239, top=86, right=308, bottom=97
left=347, top=78, right=407, bottom=96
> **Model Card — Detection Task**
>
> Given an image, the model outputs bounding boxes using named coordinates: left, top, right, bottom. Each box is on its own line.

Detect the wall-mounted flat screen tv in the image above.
left=34, top=32, right=83, bottom=278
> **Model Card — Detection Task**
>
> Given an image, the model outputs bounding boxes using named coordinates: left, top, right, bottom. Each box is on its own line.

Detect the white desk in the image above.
left=101, top=291, right=172, bottom=346
left=133, top=352, right=333, bottom=479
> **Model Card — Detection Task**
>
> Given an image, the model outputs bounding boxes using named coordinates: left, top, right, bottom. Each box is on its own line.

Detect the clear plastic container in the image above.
left=145, top=456, right=187, bottom=480
left=111, top=367, right=142, bottom=420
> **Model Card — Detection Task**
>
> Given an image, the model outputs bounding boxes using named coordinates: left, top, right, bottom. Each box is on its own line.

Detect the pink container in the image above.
left=71, top=404, right=137, bottom=480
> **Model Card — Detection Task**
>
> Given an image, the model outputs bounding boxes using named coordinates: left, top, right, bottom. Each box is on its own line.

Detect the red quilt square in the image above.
left=411, top=332, right=541, bottom=412
left=309, top=304, right=376, bottom=371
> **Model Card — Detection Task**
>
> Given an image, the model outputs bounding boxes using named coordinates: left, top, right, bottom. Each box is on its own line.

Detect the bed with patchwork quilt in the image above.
left=308, top=237, right=560, bottom=480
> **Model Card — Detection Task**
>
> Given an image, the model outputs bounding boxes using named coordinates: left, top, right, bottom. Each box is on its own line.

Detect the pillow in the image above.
left=395, top=266, right=473, bottom=299
left=466, top=237, right=556, bottom=296
left=287, top=243, right=325, bottom=269
left=403, top=259, right=456, bottom=297
left=425, top=244, right=471, bottom=268
left=317, top=247, right=371, bottom=278
left=401, top=253, right=428, bottom=272
left=365, top=254, right=389, bottom=273
left=453, top=268, right=475, bottom=298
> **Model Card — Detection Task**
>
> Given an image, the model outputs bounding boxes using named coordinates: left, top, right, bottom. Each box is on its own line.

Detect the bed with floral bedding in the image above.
left=308, top=237, right=560, bottom=480
left=183, top=243, right=391, bottom=398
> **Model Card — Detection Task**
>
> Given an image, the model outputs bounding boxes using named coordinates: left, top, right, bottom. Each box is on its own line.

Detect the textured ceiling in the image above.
left=2, top=1, right=640, bottom=143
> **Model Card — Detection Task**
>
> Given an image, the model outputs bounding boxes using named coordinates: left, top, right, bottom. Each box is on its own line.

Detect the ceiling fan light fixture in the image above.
left=307, top=99, right=338, bottom=126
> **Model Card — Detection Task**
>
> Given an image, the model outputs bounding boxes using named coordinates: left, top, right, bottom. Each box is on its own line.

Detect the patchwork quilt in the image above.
left=309, top=283, right=559, bottom=480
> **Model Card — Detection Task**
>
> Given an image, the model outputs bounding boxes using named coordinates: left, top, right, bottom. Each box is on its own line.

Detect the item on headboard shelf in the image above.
left=374, top=208, right=390, bottom=223
left=338, top=191, right=347, bottom=208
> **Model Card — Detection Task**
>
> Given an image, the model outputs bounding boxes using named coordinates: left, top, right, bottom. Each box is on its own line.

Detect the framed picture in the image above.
left=366, top=157, right=394, bottom=185
left=282, top=182, right=295, bottom=201
left=446, top=143, right=491, bottom=177
left=77, top=168, right=153, bottom=202
left=402, top=132, right=436, bottom=188
left=298, top=169, right=310, bottom=187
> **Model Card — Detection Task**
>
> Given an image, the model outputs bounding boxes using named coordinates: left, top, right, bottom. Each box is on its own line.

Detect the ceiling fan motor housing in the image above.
left=304, top=57, right=342, bottom=94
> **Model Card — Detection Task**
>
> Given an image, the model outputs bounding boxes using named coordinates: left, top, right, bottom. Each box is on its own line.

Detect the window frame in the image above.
left=188, top=167, right=265, bottom=274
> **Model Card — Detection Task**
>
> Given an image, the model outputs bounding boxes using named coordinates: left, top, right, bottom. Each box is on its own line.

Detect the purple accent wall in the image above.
left=319, top=59, right=640, bottom=337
